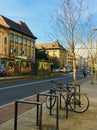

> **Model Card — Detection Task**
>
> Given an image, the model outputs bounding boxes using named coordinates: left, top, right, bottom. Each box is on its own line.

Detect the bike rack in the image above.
left=37, top=93, right=59, bottom=130
left=14, top=100, right=42, bottom=130
left=50, top=88, right=69, bottom=119
left=49, top=83, right=81, bottom=119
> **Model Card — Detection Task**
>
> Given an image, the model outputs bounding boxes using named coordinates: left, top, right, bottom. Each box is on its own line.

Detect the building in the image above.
left=65, top=50, right=73, bottom=69
left=0, top=15, right=37, bottom=75
left=36, top=41, right=67, bottom=68
left=36, top=41, right=87, bottom=71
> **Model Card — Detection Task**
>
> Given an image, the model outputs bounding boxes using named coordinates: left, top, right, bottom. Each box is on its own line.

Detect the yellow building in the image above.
left=36, top=41, right=85, bottom=70
left=66, top=51, right=73, bottom=68
left=36, top=41, right=67, bottom=68
left=0, top=15, right=37, bottom=75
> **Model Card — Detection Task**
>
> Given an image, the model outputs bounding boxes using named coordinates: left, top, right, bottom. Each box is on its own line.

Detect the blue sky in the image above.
left=0, top=0, right=60, bottom=43
left=0, top=0, right=97, bottom=44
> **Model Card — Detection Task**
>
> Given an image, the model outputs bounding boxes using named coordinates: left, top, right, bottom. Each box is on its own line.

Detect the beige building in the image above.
left=0, top=15, right=37, bottom=75
left=36, top=41, right=86, bottom=70
left=36, top=41, right=67, bottom=68
left=66, top=51, right=73, bottom=68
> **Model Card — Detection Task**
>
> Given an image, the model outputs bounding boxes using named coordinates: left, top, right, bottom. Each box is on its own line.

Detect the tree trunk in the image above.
left=91, top=57, right=94, bottom=84
left=73, top=52, right=77, bottom=92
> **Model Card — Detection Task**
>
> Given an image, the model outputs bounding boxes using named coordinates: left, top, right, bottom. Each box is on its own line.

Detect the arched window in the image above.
left=4, top=37, right=7, bottom=44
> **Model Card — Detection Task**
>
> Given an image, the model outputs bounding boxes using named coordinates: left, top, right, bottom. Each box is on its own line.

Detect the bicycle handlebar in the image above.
left=50, top=80, right=74, bottom=90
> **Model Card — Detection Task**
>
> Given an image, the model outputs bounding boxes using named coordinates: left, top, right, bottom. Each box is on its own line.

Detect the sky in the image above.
left=0, top=0, right=97, bottom=45
left=0, top=0, right=60, bottom=43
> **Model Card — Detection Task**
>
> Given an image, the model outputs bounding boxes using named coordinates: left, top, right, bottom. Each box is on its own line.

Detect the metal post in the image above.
left=56, top=97, right=59, bottom=130
left=14, top=101, right=18, bottom=130
left=65, top=92, right=69, bottom=119
left=39, top=104, right=42, bottom=130
left=96, top=40, right=97, bottom=79
left=60, top=93, right=62, bottom=109
left=37, top=94, right=39, bottom=126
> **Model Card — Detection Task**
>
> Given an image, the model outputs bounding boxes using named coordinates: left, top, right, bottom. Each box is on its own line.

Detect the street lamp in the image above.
left=92, top=29, right=97, bottom=80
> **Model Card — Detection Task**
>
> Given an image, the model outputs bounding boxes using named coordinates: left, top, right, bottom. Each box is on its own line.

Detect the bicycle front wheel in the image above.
left=46, top=93, right=56, bottom=109
left=69, top=93, right=89, bottom=113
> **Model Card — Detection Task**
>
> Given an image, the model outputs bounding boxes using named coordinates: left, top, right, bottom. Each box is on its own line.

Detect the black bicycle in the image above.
left=46, top=80, right=89, bottom=113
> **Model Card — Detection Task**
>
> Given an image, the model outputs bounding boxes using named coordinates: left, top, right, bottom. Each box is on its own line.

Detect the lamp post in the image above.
left=92, top=29, right=97, bottom=80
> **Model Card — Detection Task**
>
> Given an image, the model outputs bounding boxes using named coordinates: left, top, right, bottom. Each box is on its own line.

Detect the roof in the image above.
left=0, top=15, right=37, bottom=39
left=36, top=41, right=66, bottom=50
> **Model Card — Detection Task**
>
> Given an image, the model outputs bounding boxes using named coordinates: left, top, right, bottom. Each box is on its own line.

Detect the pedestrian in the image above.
left=83, top=70, right=86, bottom=78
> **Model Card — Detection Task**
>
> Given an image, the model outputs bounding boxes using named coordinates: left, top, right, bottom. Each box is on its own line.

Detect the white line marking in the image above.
left=0, top=77, right=67, bottom=90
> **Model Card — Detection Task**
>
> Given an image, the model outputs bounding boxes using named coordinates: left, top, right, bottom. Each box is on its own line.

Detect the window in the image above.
left=10, top=46, right=13, bottom=54
left=32, top=41, right=35, bottom=47
left=15, top=35, right=18, bottom=43
left=4, top=48, right=7, bottom=55
left=4, top=37, right=7, bottom=44
left=28, top=49, right=30, bottom=56
left=10, top=33, right=14, bottom=42
left=28, top=40, right=31, bottom=46
left=24, top=49, right=26, bottom=55
left=14, top=47, right=18, bottom=53
left=53, top=50, right=56, bottom=57
left=20, top=48, right=22, bottom=54
left=23, top=38, right=27, bottom=44
left=19, top=37, right=22, bottom=44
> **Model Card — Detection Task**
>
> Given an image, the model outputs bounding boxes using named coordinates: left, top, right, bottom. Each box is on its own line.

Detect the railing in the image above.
left=37, top=93, right=59, bottom=130
left=14, top=100, right=42, bottom=130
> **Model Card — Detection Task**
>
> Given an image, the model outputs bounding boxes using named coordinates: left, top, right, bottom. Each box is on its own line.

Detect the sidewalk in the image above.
left=1, top=78, right=97, bottom=130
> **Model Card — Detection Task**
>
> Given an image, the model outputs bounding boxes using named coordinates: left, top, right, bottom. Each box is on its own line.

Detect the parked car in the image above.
left=76, top=69, right=81, bottom=72
left=59, top=67, right=66, bottom=72
left=53, top=68, right=61, bottom=72
left=86, top=69, right=90, bottom=74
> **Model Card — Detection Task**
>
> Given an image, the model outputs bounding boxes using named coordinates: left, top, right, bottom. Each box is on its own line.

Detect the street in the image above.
left=0, top=72, right=85, bottom=106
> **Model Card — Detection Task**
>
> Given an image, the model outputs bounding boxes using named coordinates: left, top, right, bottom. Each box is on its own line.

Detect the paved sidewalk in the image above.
left=1, top=78, right=97, bottom=130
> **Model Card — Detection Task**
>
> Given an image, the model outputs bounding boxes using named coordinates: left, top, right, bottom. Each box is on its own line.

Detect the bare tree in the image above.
left=84, top=29, right=97, bottom=84
left=50, top=0, right=89, bottom=90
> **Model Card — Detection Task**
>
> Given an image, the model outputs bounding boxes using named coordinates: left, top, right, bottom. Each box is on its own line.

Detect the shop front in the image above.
left=0, top=57, right=34, bottom=76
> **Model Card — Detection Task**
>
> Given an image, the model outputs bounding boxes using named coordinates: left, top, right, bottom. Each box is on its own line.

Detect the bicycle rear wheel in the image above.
left=46, top=92, right=56, bottom=109
left=69, top=93, right=89, bottom=113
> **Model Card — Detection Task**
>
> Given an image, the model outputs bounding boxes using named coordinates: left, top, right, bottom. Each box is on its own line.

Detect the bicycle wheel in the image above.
left=46, top=92, right=56, bottom=109
left=69, top=92, right=89, bottom=113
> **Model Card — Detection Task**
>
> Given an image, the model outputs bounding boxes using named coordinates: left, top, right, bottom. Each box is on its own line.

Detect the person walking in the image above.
left=83, top=69, right=86, bottom=78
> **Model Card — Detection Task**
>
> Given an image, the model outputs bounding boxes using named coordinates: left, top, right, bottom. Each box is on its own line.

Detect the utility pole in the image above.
left=96, top=40, right=97, bottom=79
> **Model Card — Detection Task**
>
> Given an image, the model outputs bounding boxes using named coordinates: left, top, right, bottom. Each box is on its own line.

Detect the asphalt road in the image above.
left=0, top=72, right=85, bottom=106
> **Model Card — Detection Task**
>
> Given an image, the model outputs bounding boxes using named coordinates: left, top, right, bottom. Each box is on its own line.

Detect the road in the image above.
left=0, top=72, right=84, bottom=106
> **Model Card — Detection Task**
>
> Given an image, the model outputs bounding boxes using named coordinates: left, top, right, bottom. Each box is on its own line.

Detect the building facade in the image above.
left=0, top=15, right=37, bottom=75
left=36, top=41, right=86, bottom=70
left=36, top=41, right=67, bottom=68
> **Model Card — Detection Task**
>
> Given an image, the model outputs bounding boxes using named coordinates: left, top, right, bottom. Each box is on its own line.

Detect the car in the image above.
left=86, top=69, right=90, bottom=74
left=53, top=68, right=61, bottom=72
left=76, top=69, right=81, bottom=72
left=59, top=67, right=66, bottom=72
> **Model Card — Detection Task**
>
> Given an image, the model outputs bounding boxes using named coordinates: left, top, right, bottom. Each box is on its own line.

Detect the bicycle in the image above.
left=46, top=80, right=89, bottom=113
